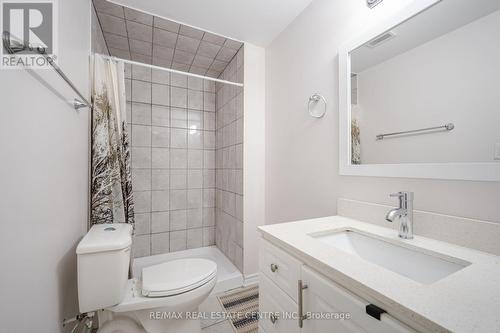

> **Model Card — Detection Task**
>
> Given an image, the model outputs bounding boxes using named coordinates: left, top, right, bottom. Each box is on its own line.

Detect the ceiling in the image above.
left=107, top=0, right=315, bottom=46
left=94, top=0, right=243, bottom=78
left=352, top=0, right=500, bottom=72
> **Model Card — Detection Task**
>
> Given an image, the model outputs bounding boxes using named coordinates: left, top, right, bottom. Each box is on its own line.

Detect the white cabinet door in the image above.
left=259, top=273, right=300, bottom=333
left=301, top=266, right=417, bottom=333
left=259, top=239, right=302, bottom=302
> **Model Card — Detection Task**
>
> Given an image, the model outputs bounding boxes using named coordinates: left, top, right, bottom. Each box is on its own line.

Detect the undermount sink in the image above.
left=311, top=229, right=470, bottom=284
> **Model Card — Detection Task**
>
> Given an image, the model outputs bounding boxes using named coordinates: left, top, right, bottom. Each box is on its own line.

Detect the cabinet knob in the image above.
left=270, top=263, right=279, bottom=272
left=270, top=313, right=278, bottom=324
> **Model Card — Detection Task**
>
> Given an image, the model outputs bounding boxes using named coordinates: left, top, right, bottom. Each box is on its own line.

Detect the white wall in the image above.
left=266, top=0, right=500, bottom=226
left=0, top=1, right=91, bottom=332
left=356, top=9, right=500, bottom=164
left=243, top=43, right=266, bottom=277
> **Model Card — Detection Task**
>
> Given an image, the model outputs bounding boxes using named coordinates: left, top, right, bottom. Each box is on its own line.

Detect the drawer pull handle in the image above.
left=270, top=263, right=279, bottom=272
left=270, top=313, right=278, bottom=324
left=366, top=304, right=386, bottom=321
left=298, top=280, right=308, bottom=328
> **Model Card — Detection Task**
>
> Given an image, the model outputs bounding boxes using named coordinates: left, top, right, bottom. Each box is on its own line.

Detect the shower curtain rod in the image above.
left=98, top=54, right=244, bottom=87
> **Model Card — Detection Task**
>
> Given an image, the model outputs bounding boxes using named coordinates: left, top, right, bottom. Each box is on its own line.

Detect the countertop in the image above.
left=258, top=216, right=500, bottom=333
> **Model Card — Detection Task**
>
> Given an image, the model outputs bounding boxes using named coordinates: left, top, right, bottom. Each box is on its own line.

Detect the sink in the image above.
left=311, top=230, right=470, bottom=284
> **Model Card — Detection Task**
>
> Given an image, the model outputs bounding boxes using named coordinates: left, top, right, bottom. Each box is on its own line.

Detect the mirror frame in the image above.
left=338, top=0, right=500, bottom=182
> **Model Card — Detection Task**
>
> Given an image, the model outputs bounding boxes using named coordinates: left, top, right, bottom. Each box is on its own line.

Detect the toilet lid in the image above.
left=142, top=258, right=217, bottom=297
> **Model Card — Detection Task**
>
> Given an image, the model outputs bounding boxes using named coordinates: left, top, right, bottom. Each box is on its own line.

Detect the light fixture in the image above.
left=367, top=0, right=383, bottom=9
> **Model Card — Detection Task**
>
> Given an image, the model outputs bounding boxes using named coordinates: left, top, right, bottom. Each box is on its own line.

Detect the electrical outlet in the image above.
left=495, top=143, right=500, bottom=160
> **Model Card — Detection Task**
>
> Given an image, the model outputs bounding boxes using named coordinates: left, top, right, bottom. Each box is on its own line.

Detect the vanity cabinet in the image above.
left=259, top=238, right=417, bottom=333
left=259, top=237, right=302, bottom=302
left=260, top=273, right=300, bottom=333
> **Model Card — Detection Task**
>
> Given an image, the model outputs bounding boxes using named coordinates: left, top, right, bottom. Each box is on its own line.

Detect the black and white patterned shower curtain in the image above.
left=90, top=55, right=134, bottom=227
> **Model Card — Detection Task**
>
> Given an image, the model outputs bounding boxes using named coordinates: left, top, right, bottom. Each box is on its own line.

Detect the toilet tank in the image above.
left=77, top=223, right=133, bottom=313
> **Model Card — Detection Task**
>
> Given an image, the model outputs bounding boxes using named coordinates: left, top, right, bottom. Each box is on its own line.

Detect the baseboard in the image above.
left=243, top=272, right=259, bottom=286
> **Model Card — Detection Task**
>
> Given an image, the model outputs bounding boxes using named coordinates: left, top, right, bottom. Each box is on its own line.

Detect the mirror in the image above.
left=339, top=0, right=500, bottom=181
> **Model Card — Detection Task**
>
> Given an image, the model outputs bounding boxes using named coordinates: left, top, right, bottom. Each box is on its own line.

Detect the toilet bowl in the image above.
left=98, top=316, right=145, bottom=333
left=77, top=224, right=217, bottom=333
left=99, top=258, right=217, bottom=333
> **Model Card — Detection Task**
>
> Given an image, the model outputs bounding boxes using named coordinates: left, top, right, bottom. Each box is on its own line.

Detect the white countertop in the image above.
left=258, top=216, right=500, bottom=333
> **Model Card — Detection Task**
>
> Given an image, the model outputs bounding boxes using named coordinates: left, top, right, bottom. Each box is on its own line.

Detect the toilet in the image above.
left=76, top=224, right=217, bottom=333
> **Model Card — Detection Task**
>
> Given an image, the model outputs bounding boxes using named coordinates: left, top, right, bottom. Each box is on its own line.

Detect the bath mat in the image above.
left=218, top=285, right=259, bottom=333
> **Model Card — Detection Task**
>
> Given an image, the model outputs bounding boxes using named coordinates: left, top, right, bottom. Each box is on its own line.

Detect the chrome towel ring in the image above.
left=308, top=93, right=327, bottom=118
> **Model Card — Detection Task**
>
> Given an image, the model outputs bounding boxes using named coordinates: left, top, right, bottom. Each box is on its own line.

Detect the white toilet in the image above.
left=76, top=224, right=217, bottom=333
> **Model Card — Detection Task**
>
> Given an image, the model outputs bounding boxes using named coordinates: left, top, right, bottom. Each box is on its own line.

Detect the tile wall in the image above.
left=91, top=4, right=109, bottom=55
left=94, top=0, right=247, bottom=267
left=126, top=64, right=217, bottom=258
left=93, top=0, right=243, bottom=78
left=215, top=48, right=244, bottom=271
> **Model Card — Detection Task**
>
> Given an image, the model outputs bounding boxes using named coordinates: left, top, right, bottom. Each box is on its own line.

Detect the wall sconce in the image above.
left=367, top=0, right=383, bottom=8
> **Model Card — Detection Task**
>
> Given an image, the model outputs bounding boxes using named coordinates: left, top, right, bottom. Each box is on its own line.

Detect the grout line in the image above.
left=129, top=53, right=136, bottom=256
left=170, top=22, right=181, bottom=71
left=130, top=72, right=220, bottom=254
left=122, top=6, right=132, bottom=60
left=98, top=4, right=240, bottom=77
left=206, top=43, right=225, bottom=78
left=201, top=73, right=208, bottom=246
left=225, top=44, right=244, bottom=71
left=108, top=55, right=243, bottom=87
left=107, top=0, right=244, bottom=43
left=188, top=32, right=206, bottom=75
left=149, top=58, right=153, bottom=256
left=214, top=64, right=219, bottom=248
left=92, top=1, right=112, bottom=56
left=170, top=24, right=181, bottom=71
left=150, top=16, right=155, bottom=62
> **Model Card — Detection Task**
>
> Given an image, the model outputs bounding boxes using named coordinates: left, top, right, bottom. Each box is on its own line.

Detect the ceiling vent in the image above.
left=366, top=31, right=396, bottom=48
left=367, top=0, right=383, bottom=8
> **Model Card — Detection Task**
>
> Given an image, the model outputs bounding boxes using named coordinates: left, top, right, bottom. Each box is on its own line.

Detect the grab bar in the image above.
left=376, top=123, right=454, bottom=140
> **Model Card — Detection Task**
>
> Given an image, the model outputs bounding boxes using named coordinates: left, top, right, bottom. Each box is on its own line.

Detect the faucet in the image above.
left=386, top=191, right=414, bottom=239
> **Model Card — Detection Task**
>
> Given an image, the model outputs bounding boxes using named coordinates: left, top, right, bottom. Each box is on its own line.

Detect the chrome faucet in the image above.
left=386, top=192, right=414, bottom=239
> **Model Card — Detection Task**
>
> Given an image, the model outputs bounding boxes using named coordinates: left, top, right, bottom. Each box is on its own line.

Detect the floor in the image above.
left=202, top=319, right=234, bottom=333
left=200, top=288, right=239, bottom=333
left=90, top=288, right=249, bottom=333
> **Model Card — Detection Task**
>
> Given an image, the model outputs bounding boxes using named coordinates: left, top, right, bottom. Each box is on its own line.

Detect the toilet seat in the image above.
left=142, top=258, right=217, bottom=297
left=108, top=259, right=217, bottom=313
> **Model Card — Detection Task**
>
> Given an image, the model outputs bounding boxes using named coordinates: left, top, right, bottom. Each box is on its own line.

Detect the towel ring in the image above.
left=308, top=93, right=327, bottom=118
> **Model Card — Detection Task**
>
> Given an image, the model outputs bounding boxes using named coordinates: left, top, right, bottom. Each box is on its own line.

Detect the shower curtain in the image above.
left=90, top=55, right=134, bottom=227
left=351, top=118, right=361, bottom=165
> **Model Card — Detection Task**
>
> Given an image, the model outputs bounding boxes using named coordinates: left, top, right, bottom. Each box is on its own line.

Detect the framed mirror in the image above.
left=339, top=0, right=500, bottom=182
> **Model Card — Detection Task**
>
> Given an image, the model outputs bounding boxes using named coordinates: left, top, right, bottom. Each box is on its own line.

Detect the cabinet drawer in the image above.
left=259, top=238, right=302, bottom=302
left=259, top=273, right=300, bottom=333
left=301, top=266, right=417, bottom=333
